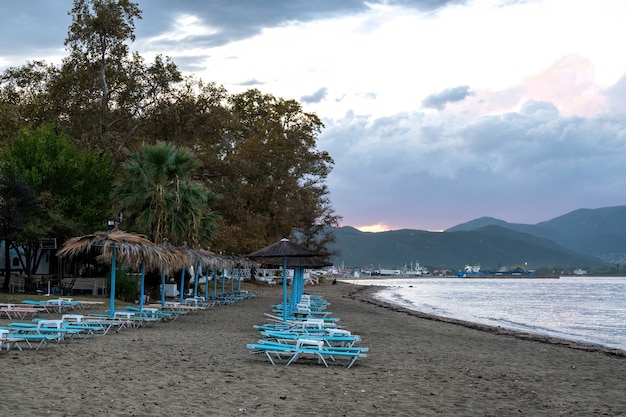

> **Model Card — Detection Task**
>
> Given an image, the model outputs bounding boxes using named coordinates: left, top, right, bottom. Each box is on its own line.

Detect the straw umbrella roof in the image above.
left=155, top=245, right=253, bottom=273
left=57, top=230, right=151, bottom=257
left=259, top=256, right=332, bottom=268
left=212, top=252, right=236, bottom=270
left=156, top=242, right=193, bottom=274
left=247, top=238, right=320, bottom=259
left=177, top=246, right=235, bottom=271
left=247, top=238, right=329, bottom=268
left=248, top=238, right=329, bottom=323
left=217, top=252, right=257, bottom=270
left=192, top=248, right=220, bottom=270
left=236, top=256, right=258, bottom=269
left=57, top=230, right=170, bottom=271
left=177, top=246, right=204, bottom=266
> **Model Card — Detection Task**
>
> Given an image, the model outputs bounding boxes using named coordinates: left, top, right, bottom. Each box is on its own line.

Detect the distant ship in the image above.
left=402, top=261, right=429, bottom=276
left=372, top=261, right=429, bottom=276
left=455, top=264, right=536, bottom=278
left=455, top=264, right=482, bottom=277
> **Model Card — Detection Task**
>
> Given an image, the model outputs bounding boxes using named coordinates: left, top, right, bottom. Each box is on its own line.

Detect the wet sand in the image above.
left=1, top=282, right=625, bottom=416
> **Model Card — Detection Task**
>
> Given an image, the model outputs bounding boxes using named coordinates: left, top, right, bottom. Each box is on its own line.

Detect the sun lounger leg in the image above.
left=264, top=351, right=276, bottom=365
left=285, top=352, right=300, bottom=367
left=36, top=339, right=48, bottom=351
left=347, top=355, right=359, bottom=369
left=316, top=353, right=328, bottom=367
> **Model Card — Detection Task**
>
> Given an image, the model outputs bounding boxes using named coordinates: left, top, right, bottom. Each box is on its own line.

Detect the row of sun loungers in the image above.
left=1, top=316, right=112, bottom=351
left=248, top=294, right=368, bottom=368
left=1, top=291, right=257, bottom=354
left=0, top=298, right=105, bottom=319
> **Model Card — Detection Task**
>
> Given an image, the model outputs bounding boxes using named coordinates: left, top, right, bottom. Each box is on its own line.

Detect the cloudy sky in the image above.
left=2, top=0, right=626, bottom=232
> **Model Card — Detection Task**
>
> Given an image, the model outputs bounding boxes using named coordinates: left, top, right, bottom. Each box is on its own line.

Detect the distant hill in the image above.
left=446, top=206, right=626, bottom=263
left=328, top=225, right=604, bottom=271
left=327, top=206, right=626, bottom=270
left=446, top=216, right=555, bottom=237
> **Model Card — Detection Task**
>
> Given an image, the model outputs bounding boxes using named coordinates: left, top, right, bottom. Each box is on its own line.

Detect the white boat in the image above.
left=402, top=261, right=429, bottom=276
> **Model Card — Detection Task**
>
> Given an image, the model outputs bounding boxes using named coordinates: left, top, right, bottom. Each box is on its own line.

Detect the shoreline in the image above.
left=347, top=274, right=561, bottom=279
left=346, top=284, right=626, bottom=359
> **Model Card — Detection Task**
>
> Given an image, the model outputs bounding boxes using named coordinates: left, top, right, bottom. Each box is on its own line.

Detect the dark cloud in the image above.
left=0, top=1, right=70, bottom=57
left=301, top=87, right=328, bottom=104
left=133, top=0, right=377, bottom=50
left=237, top=78, right=265, bottom=87
left=170, top=55, right=209, bottom=71
left=518, top=100, right=559, bottom=118
left=387, top=0, right=468, bottom=12
left=136, top=0, right=464, bottom=46
left=422, top=85, right=472, bottom=110
left=0, top=0, right=463, bottom=70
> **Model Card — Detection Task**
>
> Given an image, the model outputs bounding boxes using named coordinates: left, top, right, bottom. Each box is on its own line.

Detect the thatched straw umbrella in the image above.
left=216, top=253, right=238, bottom=295
left=247, top=238, right=326, bottom=322
left=96, top=238, right=187, bottom=311
left=193, top=248, right=223, bottom=299
left=260, top=256, right=333, bottom=268
left=260, top=256, right=332, bottom=316
left=233, top=257, right=257, bottom=294
left=215, top=253, right=256, bottom=295
left=247, top=238, right=320, bottom=258
left=186, top=248, right=219, bottom=299
left=172, top=246, right=209, bottom=304
left=57, top=230, right=169, bottom=318
left=156, top=242, right=192, bottom=307
left=193, top=248, right=220, bottom=300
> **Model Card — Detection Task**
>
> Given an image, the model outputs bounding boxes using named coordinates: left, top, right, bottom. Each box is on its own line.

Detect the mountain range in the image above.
left=327, top=206, right=626, bottom=272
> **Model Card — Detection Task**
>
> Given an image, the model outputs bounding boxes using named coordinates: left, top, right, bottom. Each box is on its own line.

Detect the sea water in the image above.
left=347, top=276, right=626, bottom=351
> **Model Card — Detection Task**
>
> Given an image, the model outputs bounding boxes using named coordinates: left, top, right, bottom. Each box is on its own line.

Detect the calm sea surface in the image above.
left=347, top=276, right=626, bottom=351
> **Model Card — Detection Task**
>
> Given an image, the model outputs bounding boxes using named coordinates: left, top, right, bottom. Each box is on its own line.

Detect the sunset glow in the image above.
left=357, top=223, right=391, bottom=233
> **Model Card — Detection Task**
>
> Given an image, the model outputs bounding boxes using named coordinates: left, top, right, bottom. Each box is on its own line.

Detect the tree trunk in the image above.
left=2, top=239, right=11, bottom=292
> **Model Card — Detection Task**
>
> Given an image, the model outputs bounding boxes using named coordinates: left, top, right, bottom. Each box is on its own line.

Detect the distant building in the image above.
left=0, top=241, right=51, bottom=275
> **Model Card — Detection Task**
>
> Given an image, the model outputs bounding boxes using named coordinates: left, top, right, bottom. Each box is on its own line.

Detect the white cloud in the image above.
left=145, top=15, right=218, bottom=44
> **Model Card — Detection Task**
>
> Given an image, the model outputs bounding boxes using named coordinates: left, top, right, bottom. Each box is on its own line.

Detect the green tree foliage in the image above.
left=0, top=0, right=340, bottom=257
left=0, top=173, right=39, bottom=290
left=1, top=125, right=115, bottom=233
left=136, top=79, right=340, bottom=255
left=0, top=174, right=36, bottom=246
left=0, top=1, right=182, bottom=162
left=66, top=0, right=141, bottom=61
left=0, top=102, right=20, bottom=146
left=0, top=125, right=114, bottom=288
left=112, top=141, right=219, bottom=247
left=110, top=267, right=139, bottom=302
left=0, top=61, right=61, bottom=132
left=209, top=89, right=341, bottom=254
left=141, top=79, right=235, bottom=177
left=62, top=0, right=182, bottom=160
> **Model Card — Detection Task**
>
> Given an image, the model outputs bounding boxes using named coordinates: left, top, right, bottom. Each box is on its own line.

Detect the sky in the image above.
left=2, top=0, right=626, bottom=232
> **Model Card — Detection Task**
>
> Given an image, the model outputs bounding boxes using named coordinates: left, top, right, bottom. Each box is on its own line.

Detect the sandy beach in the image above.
left=2, top=282, right=625, bottom=416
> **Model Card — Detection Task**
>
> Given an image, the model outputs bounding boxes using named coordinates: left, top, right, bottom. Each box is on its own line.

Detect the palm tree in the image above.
left=112, top=142, right=219, bottom=246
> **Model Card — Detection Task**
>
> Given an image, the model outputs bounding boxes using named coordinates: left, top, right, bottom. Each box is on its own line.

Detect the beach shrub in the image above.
left=109, top=268, right=139, bottom=303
